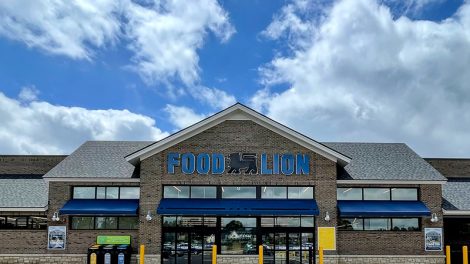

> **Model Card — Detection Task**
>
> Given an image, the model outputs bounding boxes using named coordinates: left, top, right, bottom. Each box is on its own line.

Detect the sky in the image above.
left=0, top=0, right=469, bottom=157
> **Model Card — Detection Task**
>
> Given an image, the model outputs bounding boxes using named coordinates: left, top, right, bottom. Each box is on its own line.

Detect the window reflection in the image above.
left=221, top=217, right=256, bottom=254
left=363, top=188, right=390, bottom=200
left=337, top=188, right=362, bottom=200
left=288, top=187, right=313, bottom=199
left=221, top=187, right=256, bottom=199
left=191, top=186, right=217, bottom=198
left=261, top=187, right=287, bottom=199
left=164, top=186, right=190, bottom=198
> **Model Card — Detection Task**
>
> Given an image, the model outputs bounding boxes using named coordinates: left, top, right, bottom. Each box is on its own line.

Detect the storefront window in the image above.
left=301, top=217, right=315, bottom=227
left=363, top=188, right=391, bottom=200
left=120, top=187, right=140, bottom=199
left=31, top=217, right=48, bottom=229
left=337, top=188, right=362, bottom=200
left=261, top=186, right=287, bottom=199
left=163, top=216, right=177, bottom=227
left=95, top=217, right=118, bottom=229
left=118, top=217, right=139, bottom=229
left=96, top=187, right=106, bottom=199
left=179, top=217, right=204, bottom=227
left=261, top=217, right=275, bottom=227
left=106, top=187, right=119, bottom=199
left=221, top=187, right=256, bottom=199
left=392, top=218, right=419, bottom=231
left=221, top=217, right=257, bottom=254
left=391, top=188, right=418, bottom=201
left=364, top=218, right=391, bottom=231
left=288, top=187, right=313, bottom=199
left=73, top=186, right=140, bottom=199
left=191, top=186, right=217, bottom=198
left=275, top=217, right=300, bottom=227
left=72, top=217, right=94, bottom=229
left=73, top=187, right=95, bottom=199
left=164, top=186, right=190, bottom=198
left=338, top=218, right=364, bottom=230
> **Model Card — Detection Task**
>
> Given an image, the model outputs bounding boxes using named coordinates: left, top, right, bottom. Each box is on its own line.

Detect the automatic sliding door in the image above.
left=301, top=233, right=314, bottom=264
left=288, top=233, right=301, bottom=264
left=176, top=232, right=189, bottom=264
left=275, top=233, right=287, bottom=264
left=162, top=233, right=176, bottom=264
left=263, top=233, right=275, bottom=264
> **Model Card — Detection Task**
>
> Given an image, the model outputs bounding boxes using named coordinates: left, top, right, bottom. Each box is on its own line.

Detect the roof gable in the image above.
left=126, top=103, right=351, bottom=165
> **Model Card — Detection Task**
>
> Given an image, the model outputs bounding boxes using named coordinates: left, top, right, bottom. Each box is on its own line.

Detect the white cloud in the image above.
left=0, top=0, right=236, bottom=104
left=0, top=91, right=168, bottom=154
left=18, top=86, right=39, bottom=102
left=164, top=104, right=207, bottom=130
left=188, top=86, right=237, bottom=109
left=254, top=0, right=470, bottom=157
left=123, top=0, right=235, bottom=87
left=0, top=0, right=121, bottom=60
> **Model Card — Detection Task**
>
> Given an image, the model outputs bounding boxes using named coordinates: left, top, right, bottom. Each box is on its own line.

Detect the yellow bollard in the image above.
left=319, top=246, right=324, bottom=264
left=212, top=245, right=217, bottom=264
left=464, top=246, right=468, bottom=264
left=259, top=245, right=263, bottom=264
left=140, top=244, right=145, bottom=264
left=446, top=245, right=451, bottom=264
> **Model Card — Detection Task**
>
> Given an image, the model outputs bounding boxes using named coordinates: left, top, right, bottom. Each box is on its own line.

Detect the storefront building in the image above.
left=0, top=103, right=457, bottom=264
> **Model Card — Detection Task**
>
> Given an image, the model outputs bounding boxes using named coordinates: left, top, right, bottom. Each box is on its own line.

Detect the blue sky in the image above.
left=0, top=0, right=469, bottom=157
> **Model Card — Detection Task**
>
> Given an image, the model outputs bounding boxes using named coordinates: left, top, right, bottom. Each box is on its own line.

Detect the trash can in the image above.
left=88, top=244, right=103, bottom=264
left=115, top=244, right=132, bottom=264
left=102, top=245, right=116, bottom=264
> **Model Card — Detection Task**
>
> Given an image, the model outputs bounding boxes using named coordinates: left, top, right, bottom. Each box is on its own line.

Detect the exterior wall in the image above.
left=0, top=155, right=66, bottom=174
left=47, top=181, right=140, bottom=254
left=336, top=184, right=443, bottom=255
left=0, top=230, right=47, bottom=254
left=139, top=120, right=338, bottom=255
left=426, top=158, right=470, bottom=178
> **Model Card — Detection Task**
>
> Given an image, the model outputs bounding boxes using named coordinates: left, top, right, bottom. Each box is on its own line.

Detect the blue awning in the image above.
left=337, top=200, right=431, bottom=217
left=157, top=199, right=319, bottom=216
left=59, top=199, right=139, bottom=215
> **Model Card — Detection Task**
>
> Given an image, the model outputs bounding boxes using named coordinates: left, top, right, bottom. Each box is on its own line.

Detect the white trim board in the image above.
left=443, top=209, right=470, bottom=216
left=337, top=180, right=447, bottom=185
left=0, top=206, right=47, bottom=212
left=126, top=103, right=351, bottom=165
left=44, top=178, right=140, bottom=183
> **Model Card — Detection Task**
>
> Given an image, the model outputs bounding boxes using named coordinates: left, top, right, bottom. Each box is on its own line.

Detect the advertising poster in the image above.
left=425, top=228, right=443, bottom=251
left=48, top=226, right=66, bottom=250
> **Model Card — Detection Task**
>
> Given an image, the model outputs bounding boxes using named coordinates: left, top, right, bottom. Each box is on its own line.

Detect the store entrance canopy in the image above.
left=59, top=199, right=139, bottom=215
left=157, top=199, right=319, bottom=216
left=337, top=200, right=431, bottom=217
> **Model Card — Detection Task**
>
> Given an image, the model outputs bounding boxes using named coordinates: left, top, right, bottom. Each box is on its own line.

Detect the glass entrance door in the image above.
left=262, top=232, right=314, bottom=264
left=162, top=231, right=215, bottom=264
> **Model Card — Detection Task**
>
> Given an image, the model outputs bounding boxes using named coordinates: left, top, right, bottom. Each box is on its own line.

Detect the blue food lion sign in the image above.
left=167, top=152, right=310, bottom=175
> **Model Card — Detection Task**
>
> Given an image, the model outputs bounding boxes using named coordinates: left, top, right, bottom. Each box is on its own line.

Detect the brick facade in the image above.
left=139, top=120, right=338, bottom=255
left=0, top=119, right=447, bottom=263
left=47, top=181, right=140, bottom=254
left=336, top=184, right=443, bottom=255
left=0, top=155, right=66, bottom=174
left=425, top=158, right=470, bottom=178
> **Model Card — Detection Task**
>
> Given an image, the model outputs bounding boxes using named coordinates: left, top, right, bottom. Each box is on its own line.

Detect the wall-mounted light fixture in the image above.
left=146, top=210, right=153, bottom=222
left=51, top=212, right=60, bottom=222
left=324, top=211, right=331, bottom=222
left=430, top=213, right=439, bottom=223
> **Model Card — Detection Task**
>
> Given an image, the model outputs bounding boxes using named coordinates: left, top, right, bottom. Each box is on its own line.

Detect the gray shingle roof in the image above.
left=0, top=178, right=47, bottom=208
left=443, top=179, right=470, bottom=211
left=324, top=142, right=446, bottom=181
left=43, top=141, right=153, bottom=178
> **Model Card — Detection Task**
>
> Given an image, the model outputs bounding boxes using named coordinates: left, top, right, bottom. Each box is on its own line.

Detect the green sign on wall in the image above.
left=96, top=235, right=131, bottom=245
